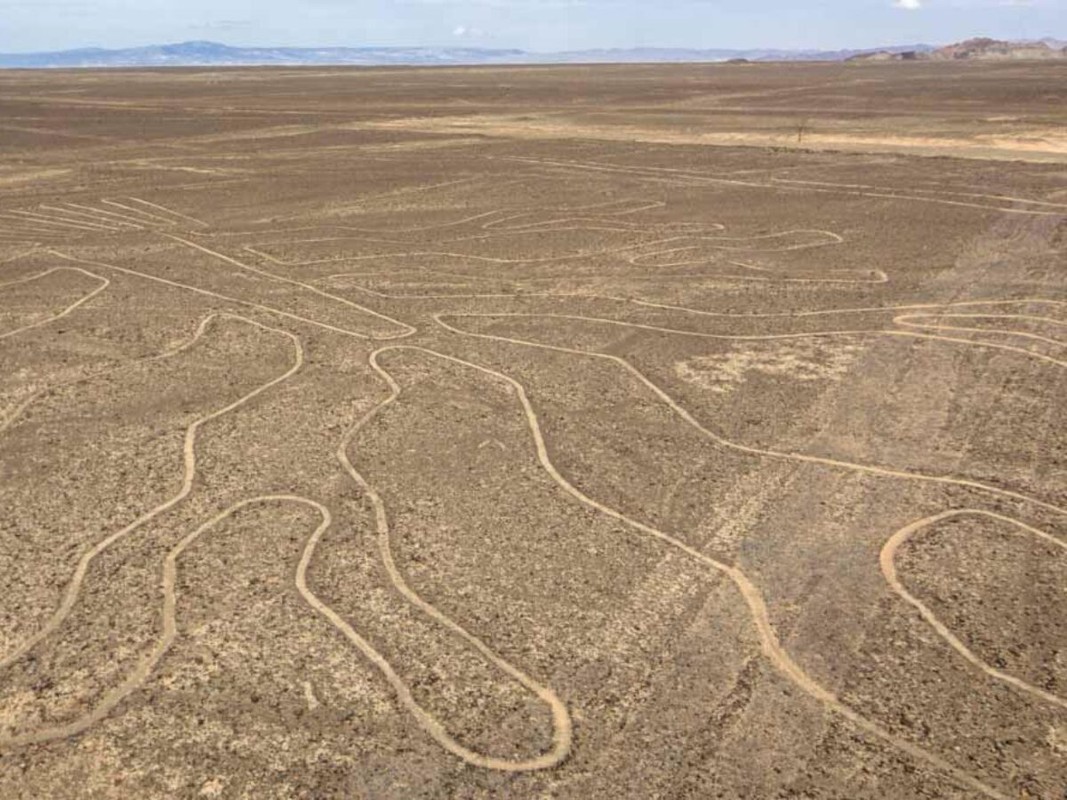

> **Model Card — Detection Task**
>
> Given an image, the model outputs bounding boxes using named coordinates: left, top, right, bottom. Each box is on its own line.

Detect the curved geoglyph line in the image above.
left=241, top=203, right=843, bottom=270
left=770, top=178, right=1067, bottom=211
left=502, top=156, right=1067, bottom=217
left=881, top=509, right=1067, bottom=712
left=433, top=312, right=1067, bottom=515
left=121, top=197, right=208, bottom=228
left=1, top=303, right=291, bottom=438
left=365, top=345, right=1005, bottom=799
left=0, top=266, right=109, bottom=341
left=438, top=310, right=1067, bottom=373
left=319, top=354, right=573, bottom=771
left=0, top=313, right=304, bottom=672
left=624, top=295, right=1067, bottom=320
left=46, top=250, right=398, bottom=341
left=895, top=312, right=1067, bottom=349
left=0, top=495, right=329, bottom=748
left=165, top=235, right=416, bottom=339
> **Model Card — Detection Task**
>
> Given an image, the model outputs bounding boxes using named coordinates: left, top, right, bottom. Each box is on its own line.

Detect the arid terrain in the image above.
left=0, top=61, right=1065, bottom=799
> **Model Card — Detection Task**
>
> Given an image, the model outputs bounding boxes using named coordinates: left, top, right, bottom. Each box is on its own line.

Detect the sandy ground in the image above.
left=0, top=62, right=1065, bottom=799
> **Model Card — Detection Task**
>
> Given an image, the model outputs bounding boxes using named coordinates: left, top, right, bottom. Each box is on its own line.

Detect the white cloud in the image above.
left=452, top=23, right=484, bottom=37
left=894, top=0, right=923, bottom=8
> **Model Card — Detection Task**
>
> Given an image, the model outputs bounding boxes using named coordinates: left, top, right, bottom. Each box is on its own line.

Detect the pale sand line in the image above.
left=627, top=230, right=845, bottom=259
left=444, top=311, right=1067, bottom=371
left=123, top=197, right=208, bottom=228
left=366, top=345, right=1003, bottom=799
left=313, top=176, right=486, bottom=215
left=515, top=156, right=1067, bottom=216
left=244, top=227, right=841, bottom=270
left=504, top=156, right=1067, bottom=217
left=315, top=210, right=501, bottom=236
left=65, top=202, right=154, bottom=228
left=329, top=357, right=572, bottom=770
left=629, top=258, right=886, bottom=285
left=881, top=509, right=1066, bottom=710
left=318, top=267, right=885, bottom=300
left=0, top=314, right=304, bottom=672
left=900, top=312, right=1067, bottom=328
left=0, top=303, right=295, bottom=437
left=7, top=210, right=120, bottom=233
left=0, top=267, right=109, bottom=341
left=323, top=278, right=521, bottom=301
left=0, top=495, right=328, bottom=748
left=39, top=205, right=142, bottom=231
left=596, top=298, right=1067, bottom=348
left=166, top=235, right=417, bottom=340
left=5, top=482, right=572, bottom=765
left=193, top=200, right=694, bottom=241
left=243, top=236, right=668, bottom=268
left=626, top=296, right=1067, bottom=320
left=47, top=251, right=379, bottom=341
left=771, top=178, right=1067, bottom=210
left=0, top=248, right=39, bottom=264
left=482, top=200, right=668, bottom=229
left=433, top=313, right=1067, bottom=516
left=0, top=215, right=88, bottom=237
left=100, top=199, right=180, bottom=227
left=303, top=680, right=320, bottom=712
left=896, top=313, right=1067, bottom=349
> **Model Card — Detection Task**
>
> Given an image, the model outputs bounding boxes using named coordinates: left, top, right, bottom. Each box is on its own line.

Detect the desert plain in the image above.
left=0, top=60, right=1066, bottom=798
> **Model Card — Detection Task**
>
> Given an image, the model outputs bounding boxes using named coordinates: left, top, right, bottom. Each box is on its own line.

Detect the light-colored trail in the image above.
left=770, top=178, right=1067, bottom=211
left=0, top=302, right=302, bottom=438
left=166, top=235, right=417, bottom=339
left=0, top=248, right=39, bottom=264
left=46, top=250, right=389, bottom=341
left=433, top=313, right=1067, bottom=517
left=504, top=156, right=1067, bottom=217
left=440, top=310, right=1067, bottom=372
left=881, top=509, right=1067, bottom=710
left=624, top=295, right=1067, bottom=320
left=325, top=357, right=572, bottom=770
left=64, top=202, right=152, bottom=228
left=244, top=225, right=843, bottom=270
left=122, top=197, right=208, bottom=228
left=895, top=313, right=1067, bottom=349
left=99, top=199, right=179, bottom=227
left=0, top=266, right=109, bottom=341
left=626, top=229, right=845, bottom=259
left=364, top=344, right=1005, bottom=799
left=0, top=314, right=304, bottom=672
left=0, top=495, right=329, bottom=748
left=6, top=210, right=118, bottom=233
left=0, top=215, right=82, bottom=237
left=243, top=237, right=666, bottom=268
left=38, top=205, right=140, bottom=230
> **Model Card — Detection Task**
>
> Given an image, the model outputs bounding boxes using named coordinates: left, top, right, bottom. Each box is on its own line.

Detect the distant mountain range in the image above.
left=0, top=38, right=1063, bottom=69
left=849, top=37, right=1067, bottom=62
left=0, top=40, right=938, bottom=68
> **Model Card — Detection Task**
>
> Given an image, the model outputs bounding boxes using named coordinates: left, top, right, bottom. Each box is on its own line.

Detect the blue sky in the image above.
left=2, top=0, right=1065, bottom=53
